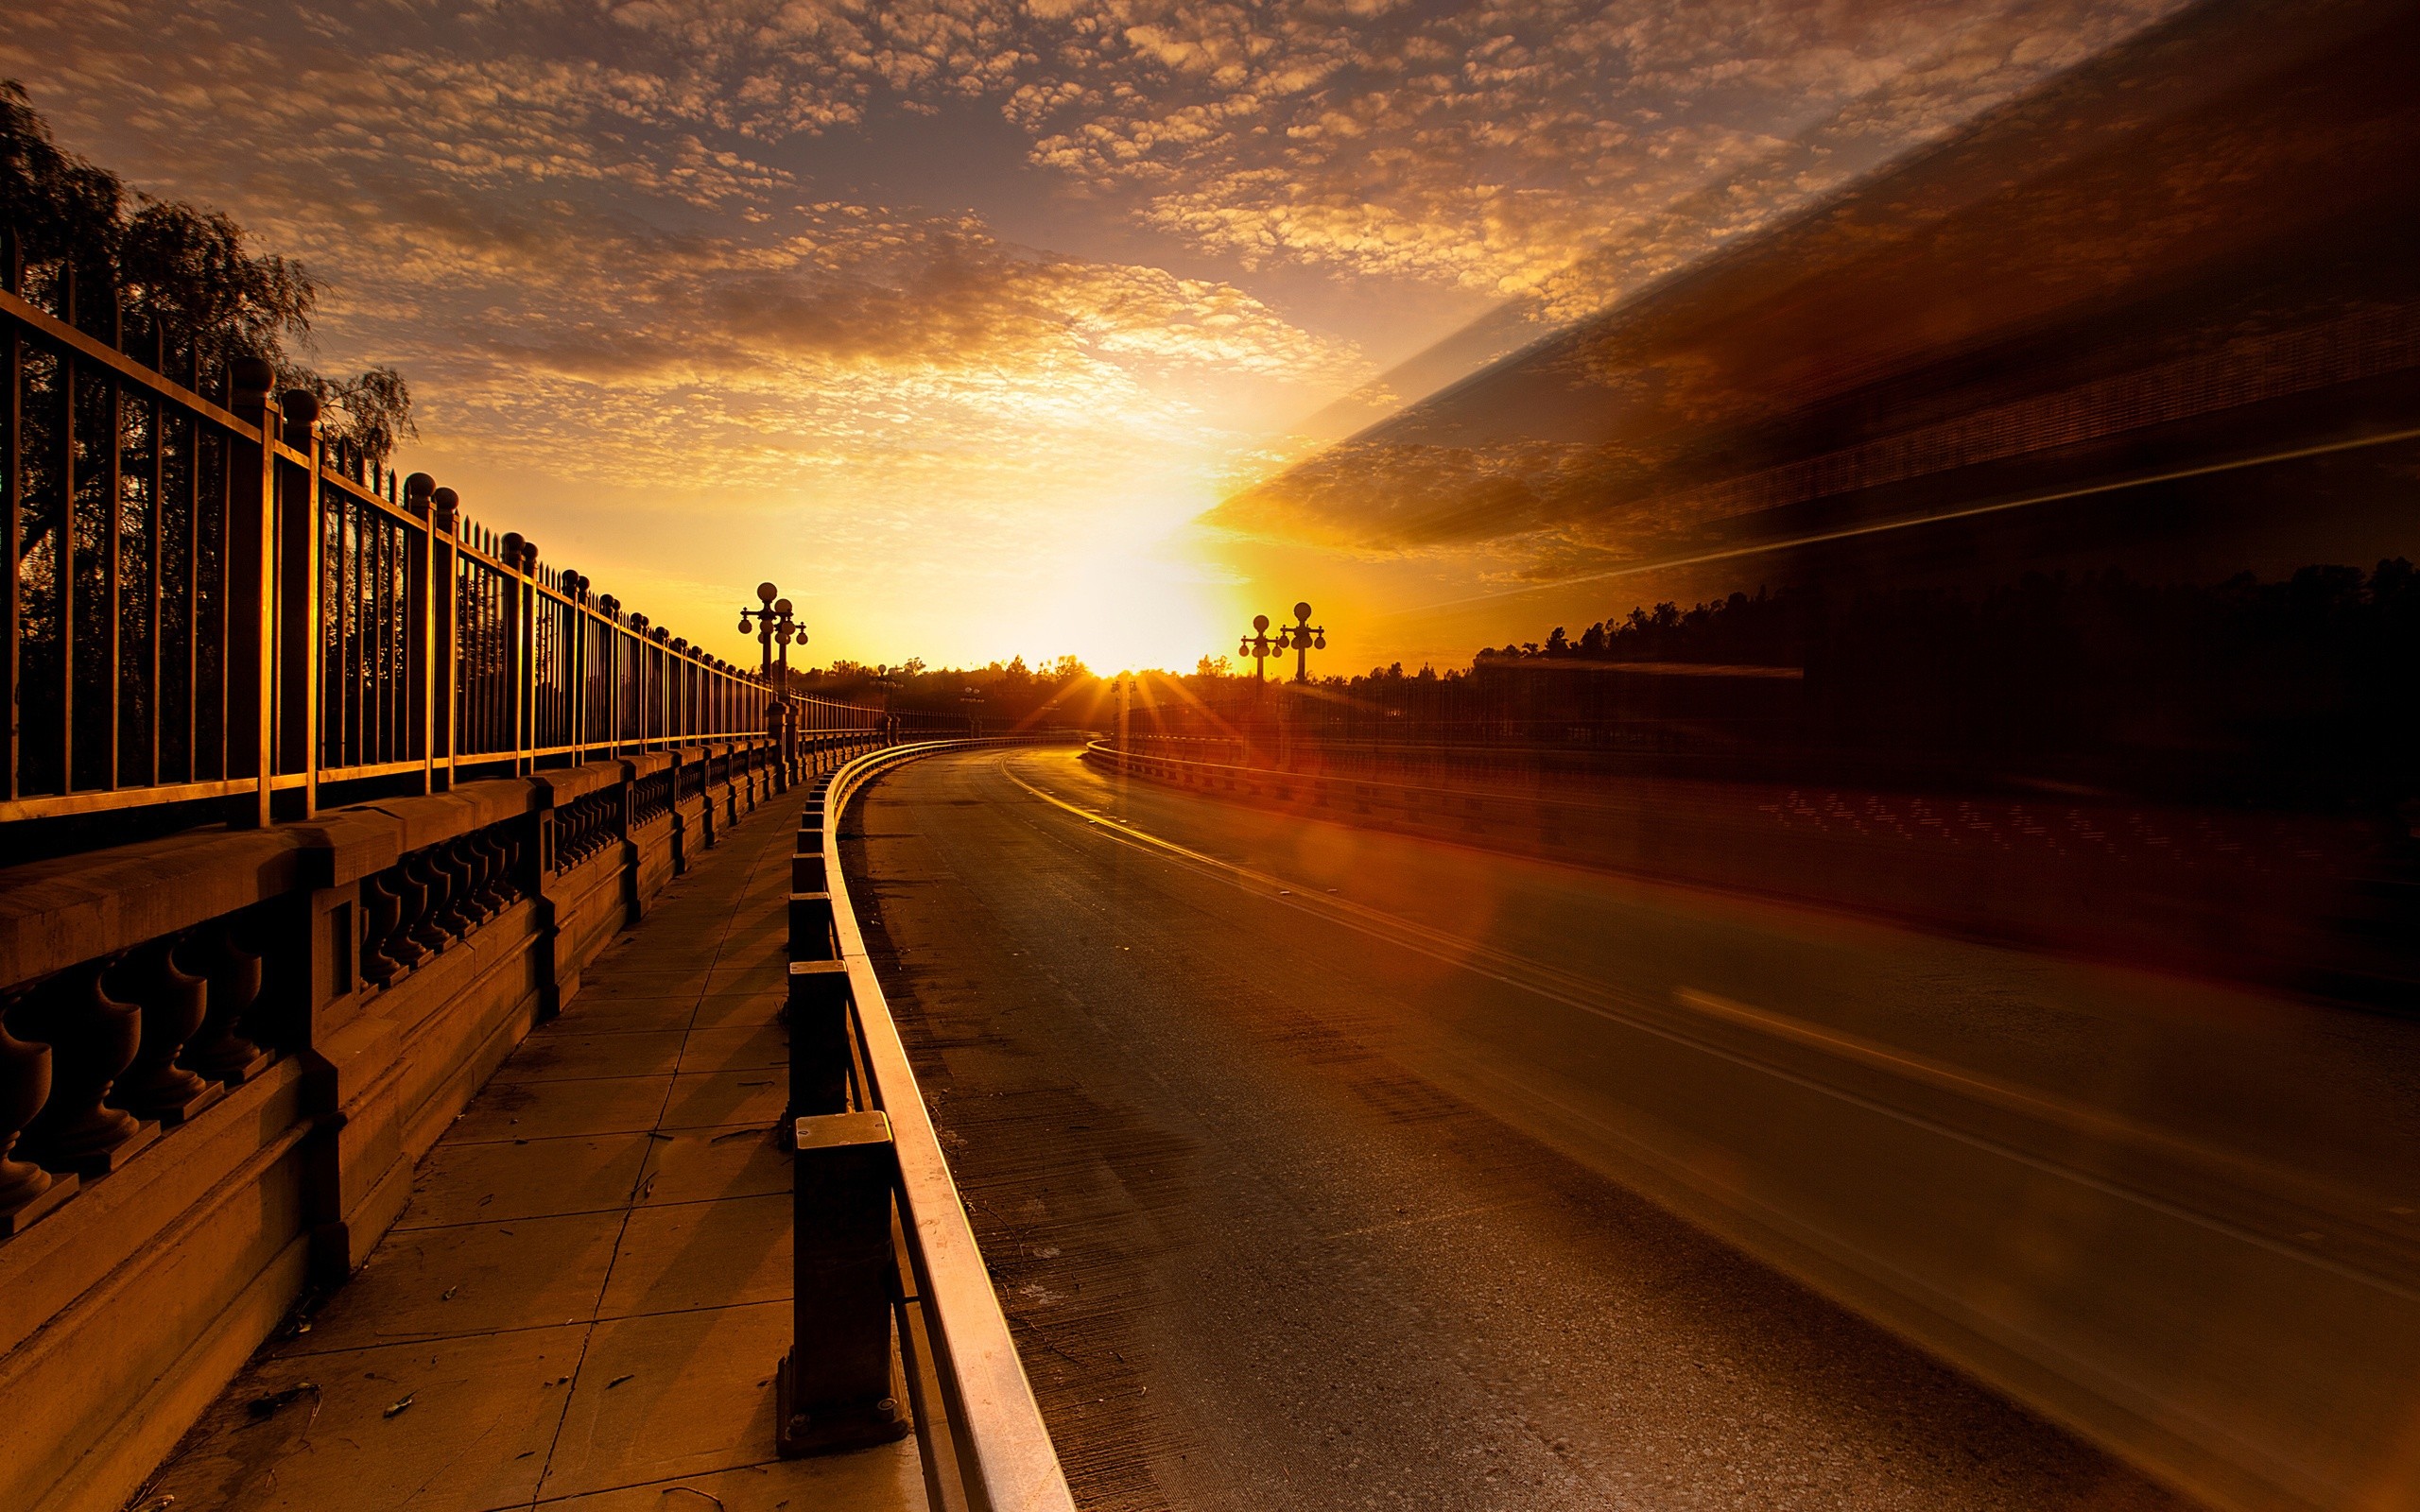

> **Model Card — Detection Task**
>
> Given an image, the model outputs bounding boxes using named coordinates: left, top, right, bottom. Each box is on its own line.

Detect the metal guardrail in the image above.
left=780, top=737, right=1079, bottom=1512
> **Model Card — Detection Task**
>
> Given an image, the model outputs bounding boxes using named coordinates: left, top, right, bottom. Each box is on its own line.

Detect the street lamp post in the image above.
left=959, top=684, right=985, bottom=737
left=1281, top=601, right=1326, bottom=683
left=739, top=583, right=804, bottom=773
left=1238, top=614, right=1283, bottom=683
left=775, top=612, right=803, bottom=681
left=736, top=582, right=789, bottom=679
left=871, top=668, right=900, bottom=741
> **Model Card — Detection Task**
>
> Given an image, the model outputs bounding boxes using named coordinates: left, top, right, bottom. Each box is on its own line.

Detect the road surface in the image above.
left=840, top=747, right=2420, bottom=1512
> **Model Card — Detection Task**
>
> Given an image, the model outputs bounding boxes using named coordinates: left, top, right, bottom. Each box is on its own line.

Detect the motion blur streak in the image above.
left=847, top=748, right=2420, bottom=1512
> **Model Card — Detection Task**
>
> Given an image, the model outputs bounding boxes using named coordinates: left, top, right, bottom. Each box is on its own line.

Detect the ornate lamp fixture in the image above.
left=1280, top=602, right=1325, bottom=683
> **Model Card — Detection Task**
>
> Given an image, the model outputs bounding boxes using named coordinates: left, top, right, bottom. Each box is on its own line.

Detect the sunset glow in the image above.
left=6, top=0, right=2187, bottom=672
left=9, top=6, right=2420, bottom=1508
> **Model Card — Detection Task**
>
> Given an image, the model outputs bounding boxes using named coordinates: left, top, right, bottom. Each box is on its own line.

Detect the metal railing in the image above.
left=782, top=739, right=1080, bottom=1512
left=2, top=266, right=884, bottom=828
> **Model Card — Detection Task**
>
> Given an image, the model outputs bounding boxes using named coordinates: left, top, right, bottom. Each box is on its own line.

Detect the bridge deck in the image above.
left=848, top=747, right=2419, bottom=1512
left=140, top=795, right=924, bottom=1512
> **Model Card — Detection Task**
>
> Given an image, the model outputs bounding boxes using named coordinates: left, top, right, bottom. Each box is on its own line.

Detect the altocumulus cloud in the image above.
left=2, top=0, right=2187, bottom=662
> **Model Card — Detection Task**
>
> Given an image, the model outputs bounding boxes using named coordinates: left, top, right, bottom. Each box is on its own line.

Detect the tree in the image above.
left=302, top=366, right=418, bottom=463
left=2, top=80, right=412, bottom=460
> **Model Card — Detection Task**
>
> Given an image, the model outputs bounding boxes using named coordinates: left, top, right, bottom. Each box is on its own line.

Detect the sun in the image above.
left=1025, top=517, right=1234, bottom=676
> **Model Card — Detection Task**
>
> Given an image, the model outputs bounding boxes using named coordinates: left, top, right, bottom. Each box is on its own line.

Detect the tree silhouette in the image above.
left=2, top=81, right=413, bottom=460
left=1160, top=562, right=2418, bottom=812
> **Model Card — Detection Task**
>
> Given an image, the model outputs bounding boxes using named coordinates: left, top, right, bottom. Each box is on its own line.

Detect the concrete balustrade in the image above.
left=0, top=734, right=886, bottom=1512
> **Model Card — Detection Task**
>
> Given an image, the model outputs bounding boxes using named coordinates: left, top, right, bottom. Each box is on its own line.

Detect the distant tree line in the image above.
left=790, top=654, right=1098, bottom=727
left=1173, top=563, right=2420, bottom=809
left=1478, top=587, right=1809, bottom=668
left=1, top=81, right=413, bottom=456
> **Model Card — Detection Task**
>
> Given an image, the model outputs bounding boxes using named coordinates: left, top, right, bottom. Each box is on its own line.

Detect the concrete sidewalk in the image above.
left=138, top=793, right=925, bottom=1512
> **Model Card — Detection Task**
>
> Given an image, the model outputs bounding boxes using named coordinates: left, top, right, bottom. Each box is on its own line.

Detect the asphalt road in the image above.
left=841, top=747, right=2419, bottom=1512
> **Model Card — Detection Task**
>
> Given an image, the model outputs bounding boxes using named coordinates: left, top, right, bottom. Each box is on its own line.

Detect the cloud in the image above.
left=5, top=2, right=1365, bottom=498
left=1217, top=0, right=2420, bottom=618
left=996, top=0, right=2187, bottom=319
left=2, top=0, right=2192, bottom=663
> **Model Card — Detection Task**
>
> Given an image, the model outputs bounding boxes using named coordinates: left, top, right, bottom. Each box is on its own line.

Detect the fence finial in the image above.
left=278, top=388, right=321, bottom=450
left=229, top=356, right=275, bottom=409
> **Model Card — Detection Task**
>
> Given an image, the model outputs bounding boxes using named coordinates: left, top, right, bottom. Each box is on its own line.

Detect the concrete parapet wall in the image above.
left=0, top=739, right=796, bottom=1512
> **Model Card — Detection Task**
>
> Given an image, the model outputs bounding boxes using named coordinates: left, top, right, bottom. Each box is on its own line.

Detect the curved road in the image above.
left=842, top=747, right=2418, bottom=1512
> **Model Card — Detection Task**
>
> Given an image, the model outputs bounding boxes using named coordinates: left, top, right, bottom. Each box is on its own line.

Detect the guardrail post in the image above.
left=788, top=892, right=836, bottom=961
left=791, top=848, right=827, bottom=893
left=786, top=959, right=851, bottom=1117
left=776, top=1109, right=909, bottom=1456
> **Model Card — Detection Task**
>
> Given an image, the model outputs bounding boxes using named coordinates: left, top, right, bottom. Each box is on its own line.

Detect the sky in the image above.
left=6, top=0, right=2183, bottom=675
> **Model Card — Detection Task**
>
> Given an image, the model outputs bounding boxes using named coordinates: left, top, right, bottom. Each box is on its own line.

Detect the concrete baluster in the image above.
left=109, top=940, right=219, bottom=1123
left=571, top=797, right=604, bottom=865
left=436, top=839, right=483, bottom=932
left=481, top=831, right=511, bottom=911
left=488, top=829, right=515, bottom=905
left=404, top=851, right=455, bottom=954
left=509, top=826, right=532, bottom=899
left=434, top=844, right=472, bottom=934
left=358, top=871, right=406, bottom=986
left=556, top=802, right=584, bottom=870
left=456, top=833, right=494, bottom=920
left=0, top=997, right=76, bottom=1234
left=473, top=828, right=513, bottom=913
left=386, top=865, right=435, bottom=971
left=17, top=960, right=158, bottom=1177
left=184, top=928, right=272, bottom=1080
left=490, top=825, right=520, bottom=905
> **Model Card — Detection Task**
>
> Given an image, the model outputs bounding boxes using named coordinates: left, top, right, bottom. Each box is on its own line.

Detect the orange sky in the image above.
left=6, top=0, right=2181, bottom=674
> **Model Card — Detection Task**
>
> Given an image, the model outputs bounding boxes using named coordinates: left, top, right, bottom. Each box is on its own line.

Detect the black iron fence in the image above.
left=2, top=257, right=886, bottom=830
